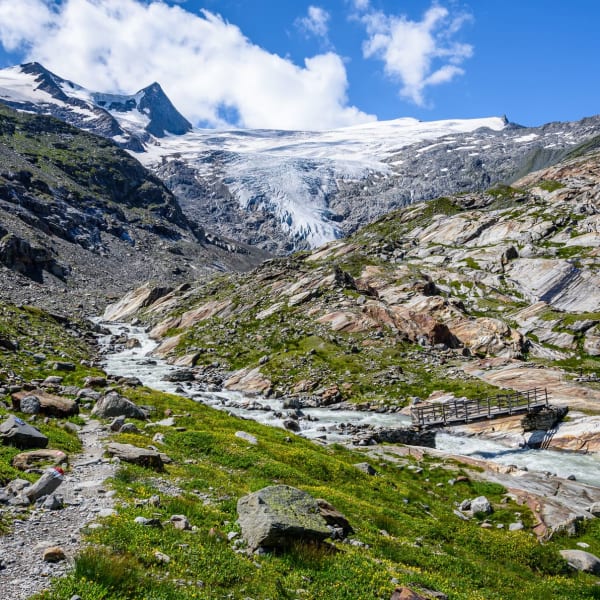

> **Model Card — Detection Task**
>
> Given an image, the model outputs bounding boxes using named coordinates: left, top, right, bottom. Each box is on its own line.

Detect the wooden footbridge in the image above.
left=410, top=387, right=549, bottom=429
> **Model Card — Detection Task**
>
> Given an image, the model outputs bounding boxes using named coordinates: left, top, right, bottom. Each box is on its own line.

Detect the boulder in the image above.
left=110, top=416, right=126, bottom=432
left=84, top=376, right=107, bottom=388
left=163, top=369, right=195, bottom=382
left=120, top=423, right=140, bottom=434
left=0, top=416, right=48, bottom=449
left=316, top=499, right=353, bottom=537
left=521, top=405, right=568, bottom=432
left=106, top=443, right=164, bottom=470
left=170, top=514, right=192, bottom=531
left=283, top=419, right=301, bottom=432
left=12, top=449, right=67, bottom=471
left=24, top=467, right=64, bottom=501
left=224, top=367, right=272, bottom=396
left=19, top=395, right=41, bottom=414
left=372, top=428, right=436, bottom=447
left=470, top=496, right=492, bottom=515
left=237, top=485, right=330, bottom=550
left=92, top=392, right=146, bottom=420
left=41, top=494, right=64, bottom=510
left=560, top=549, right=600, bottom=575
left=53, top=361, right=75, bottom=371
left=42, top=546, right=66, bottom=563
left=354, top=462, right=377, bottom=476
left=12, top=390, right=79, bottom=418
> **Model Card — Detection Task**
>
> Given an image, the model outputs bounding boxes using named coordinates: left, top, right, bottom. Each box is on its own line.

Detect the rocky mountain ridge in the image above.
left=0, top=62, right=191, bottom=152
left=0, top=104, right=266, bottom=315
left=3, top=62, right=600, bottom=254
left=105, top=145, right=600, bottom=418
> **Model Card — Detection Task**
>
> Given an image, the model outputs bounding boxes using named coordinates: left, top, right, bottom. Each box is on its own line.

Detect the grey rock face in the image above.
left=560, top=549, right=600, bottom=575
left=24, top=467, right=64, bottom=502
left=469, top=496, right=492, bottom=515
left=237, top=485, right=330, bottom=550
left=0, top=416, right=49, bottom=449
left=521, top=406, right=568, bottom=432
left=354, top=462, right=377, bottom=476
left=92, top=392, right=146, bottom=420
left=106, top=443, right=164, bottom=470
left=19, top=395, right=41, bottom=415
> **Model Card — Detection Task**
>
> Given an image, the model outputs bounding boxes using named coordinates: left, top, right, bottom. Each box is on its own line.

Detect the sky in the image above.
left=0, top=0, right=598, bottom=131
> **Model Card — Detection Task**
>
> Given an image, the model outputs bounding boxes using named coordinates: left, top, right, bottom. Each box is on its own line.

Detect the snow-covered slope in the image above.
left=2, top=62, right=600, bottom=253
left=140, top=117, right=507, bottom=248
left=0, top=62, right=191, bottom=151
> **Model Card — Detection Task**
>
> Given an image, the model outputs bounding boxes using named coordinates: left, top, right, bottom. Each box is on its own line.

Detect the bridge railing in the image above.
left=410, top=387, right=549, bottom=428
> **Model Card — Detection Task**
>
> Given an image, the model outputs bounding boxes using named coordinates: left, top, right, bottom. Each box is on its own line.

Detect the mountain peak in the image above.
left=137, top=81, right=192, bottom=137
left=19, top=61, right=69, bottom=102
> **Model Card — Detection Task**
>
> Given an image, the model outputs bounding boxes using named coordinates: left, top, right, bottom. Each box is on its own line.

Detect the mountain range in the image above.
left=3, top=62, right=600, bottom=253
left=2, top=60, right=600, bottom=600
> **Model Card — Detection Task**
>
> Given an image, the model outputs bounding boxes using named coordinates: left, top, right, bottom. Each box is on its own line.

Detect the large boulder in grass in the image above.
left=92, top=391, right=146, bottom=420
left=12, top=449, right=67, bottom=471
left=560, top=549, right=600, bottom=575
left=237, top=485, right=330, bottom=550
left=0, top=416, right=48, bottom=449
left=12, top=390, right=79, bottom=418
left=106, top=443, right=164, bottom=470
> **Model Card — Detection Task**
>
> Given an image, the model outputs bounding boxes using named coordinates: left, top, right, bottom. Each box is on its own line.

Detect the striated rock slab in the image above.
left=224, top=367, right=272, bottom=396
left=103, top=284, right=174, bottom=322
left=507, top=258, right=600, bottom=312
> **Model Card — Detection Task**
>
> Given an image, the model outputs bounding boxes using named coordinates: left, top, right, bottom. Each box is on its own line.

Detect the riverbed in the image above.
left=99, top=322, right=600, bottom=487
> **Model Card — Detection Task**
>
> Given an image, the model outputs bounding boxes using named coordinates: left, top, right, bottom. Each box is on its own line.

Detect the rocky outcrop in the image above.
left=106, top=443, right=164, bottom=470
left=12, top=449, right=67, bottom=471
left=91, top=392, right=147, bottom=420
left=0, top=104, right=265, bottom=315
left=224, top=368, right=272, bottom=396
left=103, top=285, right=173, bottom=322
left=560, top=550, right=600, bottom=575
left=12, top=390, right=78, bottom=418
left=521, top=405, right=568, bottom=432
left=0, top=416, right=48, bottom=449
left=237, top=485, right=332, bottom=550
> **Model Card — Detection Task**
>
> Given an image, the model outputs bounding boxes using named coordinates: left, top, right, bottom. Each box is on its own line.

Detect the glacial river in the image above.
left=100, top=323, right=600, bottom=487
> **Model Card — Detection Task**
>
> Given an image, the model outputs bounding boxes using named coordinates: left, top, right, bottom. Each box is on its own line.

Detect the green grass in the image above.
left=27, top=385, right=600, bottom=600
left=537, top=179, right=566, bottom=192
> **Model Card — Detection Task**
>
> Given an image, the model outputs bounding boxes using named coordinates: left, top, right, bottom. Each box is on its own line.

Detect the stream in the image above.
left=99, top=322, right=600, bottom=487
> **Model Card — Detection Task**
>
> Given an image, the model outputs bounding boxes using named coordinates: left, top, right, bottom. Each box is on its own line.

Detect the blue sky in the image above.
left=0, top=0, right=598, bottom=129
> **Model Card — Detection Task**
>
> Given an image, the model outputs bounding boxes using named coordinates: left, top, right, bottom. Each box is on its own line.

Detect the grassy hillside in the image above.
left=29, top=386, right=600, bottom=600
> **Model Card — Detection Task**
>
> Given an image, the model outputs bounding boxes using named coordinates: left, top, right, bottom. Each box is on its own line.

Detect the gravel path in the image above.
left=0, top=417, right=116, bottom=600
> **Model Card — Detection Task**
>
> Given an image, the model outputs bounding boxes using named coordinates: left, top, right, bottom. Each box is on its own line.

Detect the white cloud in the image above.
left=297, top=5, right=331, bottom=41
left=352, top=0, right=370, bottom=12
left=360, top=3, right=473, bottom=106
left=0, top=0, right=375, bottom=130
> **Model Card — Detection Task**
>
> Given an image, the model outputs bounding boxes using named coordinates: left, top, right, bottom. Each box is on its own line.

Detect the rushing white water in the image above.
left=99, top=322, right=600, bottom=487
left=98, top=323, right=412, bottom=444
